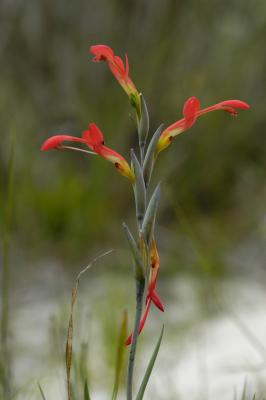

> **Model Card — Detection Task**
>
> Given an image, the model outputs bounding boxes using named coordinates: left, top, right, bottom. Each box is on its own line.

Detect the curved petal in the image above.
left=197, top=99, right=250, bottom=117
left=41, top=135, right=85, bottom=151
left=125, top=54, right=129, bottom=80
left=90, top=44, right=114, bottom=62
left=183, top=96, right=200, bottom=126
left=82, top=123, right=104, bottom=151
left=218, top=100, right=250, bottom=109
left=150, top=291, right=164, bottom=312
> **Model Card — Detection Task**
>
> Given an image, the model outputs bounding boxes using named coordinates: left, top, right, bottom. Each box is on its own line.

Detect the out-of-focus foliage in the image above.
left=0, top=0, right=265, bottom=263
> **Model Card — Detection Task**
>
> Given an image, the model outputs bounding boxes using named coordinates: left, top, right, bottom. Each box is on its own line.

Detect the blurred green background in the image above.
left=0, top=0, right=266, bottom=399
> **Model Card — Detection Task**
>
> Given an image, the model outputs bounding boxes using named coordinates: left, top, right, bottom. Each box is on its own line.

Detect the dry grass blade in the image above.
left=65, top=249, right=113, bottom=400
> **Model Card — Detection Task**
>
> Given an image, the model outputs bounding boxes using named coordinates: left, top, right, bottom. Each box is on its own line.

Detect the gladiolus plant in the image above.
left=41, top=44, right=249, bottom=400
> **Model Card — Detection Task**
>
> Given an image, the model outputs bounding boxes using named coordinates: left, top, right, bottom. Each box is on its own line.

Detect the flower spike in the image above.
left=90, top=44, right=140, bottom=117
left=157, top=97, right=250, bottom=153
left=41, top=123, right=134, bottom=181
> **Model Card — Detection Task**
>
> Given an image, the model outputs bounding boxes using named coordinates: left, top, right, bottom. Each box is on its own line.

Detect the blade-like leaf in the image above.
left=122, top=223, right=144, bottom=280
left=141, top=184, right=160, bottom=246
left=143, top=124, right=164, bottom=187
left=138, top=94, right=150, bottom=146
left=135, top=326, right=164, bottom=400
left=241, top=379, right=247, bottom=400
left=111, top=310, right=128, bottom=400
left=38, top=383, right=47, bottom=400
left=131, top=149, right=146, bottom=226
left=84, top=380, right=91, bottom=400
left=1, top=130, right=16, bottom=397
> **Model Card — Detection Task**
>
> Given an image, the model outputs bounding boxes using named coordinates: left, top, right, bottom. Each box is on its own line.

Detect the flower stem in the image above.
left=126, top=277, right=145, bottom=400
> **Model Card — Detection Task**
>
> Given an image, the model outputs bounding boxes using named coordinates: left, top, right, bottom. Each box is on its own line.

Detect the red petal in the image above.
left=90, top=44, right=114, bottom=62
left=125, top=298, right=152, bottom=346
left=114, top=55, right=125, bottom=74
left=218, top=100, right=250, bottom=110
left=183, top=96, right=200, bottom=120
left=197, top=99, right=250, bottom=117
left=150, top=291, right=164, bottom=312
left=108, top=55, right=126, bottom=81
left=125, top=54, right=129, bottom=80
left=82, top=123, right=104, bottom=150
left=125, top=334, right=132, bottom=346
left=99, top=145, right=125, bottom=161
left=40, top=135, right=84, bottom=151
left=182, top=96, right=200, bottom=129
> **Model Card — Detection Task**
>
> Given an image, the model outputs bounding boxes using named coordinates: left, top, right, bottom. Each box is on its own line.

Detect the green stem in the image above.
left=126, top=278, right=145, bottom=400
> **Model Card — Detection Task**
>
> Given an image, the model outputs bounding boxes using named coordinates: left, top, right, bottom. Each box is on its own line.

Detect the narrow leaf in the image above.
left=143, top=124, right=164, bottom=187
left=111, top=310, right=128, bottom=400
left=84, top=380, right=91, bottom=400
left=131, top=149, right=146, bottom=225
left=241, top=379, right=247, bottom=400
left=122, top=223, right=144, bottom=280
left=141, top=184, right=160, bottom=246
left=38, top=383, right=47, bottom=400
left=1, top=130, right=16, bottom=399
left=138, top=94, right=150, bottom=146
left=135, top=326, right=164, bottom=400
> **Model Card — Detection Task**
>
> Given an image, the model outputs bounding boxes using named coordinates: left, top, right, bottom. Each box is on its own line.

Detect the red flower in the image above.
left=157, top=97, right=250, bottom=153
left=126, top=239, right=164, bottom=345
left=90, top=44, right=140, bottom=115
left=41, top=123, right=134, bottom=181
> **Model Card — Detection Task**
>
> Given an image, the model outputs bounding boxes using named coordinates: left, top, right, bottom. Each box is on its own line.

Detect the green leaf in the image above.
left=141, top=184, right=160, bottom=246
left=143, top=124, right=164, bottom=187
left=241, top=379, right=247, bottom=400
left=135, top=326, right=164, bottom=400
left=84, top=380, right=91, bottom=400
left=1, top=131, right=16, bottom=350
left=38, top=383, right=47, bottom=400
left=138, top=94, right=150, bottom=146
left=111, top=311, right=128, bottom=400
left=122, top=223, right=144, bottom=280
left=131, top=149, right=146, bottom=225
